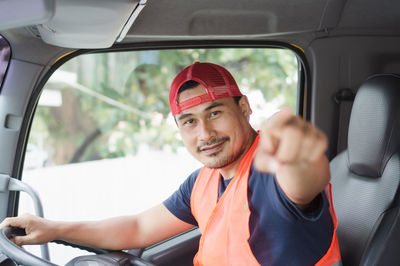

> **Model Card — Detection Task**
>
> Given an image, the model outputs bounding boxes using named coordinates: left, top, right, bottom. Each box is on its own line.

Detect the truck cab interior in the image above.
left=0, top=0, right=400, bottom=265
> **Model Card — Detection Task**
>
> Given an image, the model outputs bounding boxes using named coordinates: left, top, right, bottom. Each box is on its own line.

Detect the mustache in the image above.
left=197, top=136, right=230, bottom=152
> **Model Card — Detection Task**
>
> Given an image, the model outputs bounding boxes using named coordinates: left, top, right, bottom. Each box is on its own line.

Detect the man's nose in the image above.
left=199, top=120, right=216, bottom=141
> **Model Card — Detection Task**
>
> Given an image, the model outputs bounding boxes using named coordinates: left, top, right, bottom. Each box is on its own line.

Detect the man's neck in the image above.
left=218, top=129, right=258, bottom=180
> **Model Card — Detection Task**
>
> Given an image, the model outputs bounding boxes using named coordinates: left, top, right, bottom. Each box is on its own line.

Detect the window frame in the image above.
left=9, top=40, right=310, bottom=217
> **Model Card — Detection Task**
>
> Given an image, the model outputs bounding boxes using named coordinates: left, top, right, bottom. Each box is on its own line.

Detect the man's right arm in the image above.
left=0, top=204, right=195, bottom=250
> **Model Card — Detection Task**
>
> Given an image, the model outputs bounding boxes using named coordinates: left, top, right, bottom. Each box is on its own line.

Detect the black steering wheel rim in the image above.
left=0, top=227, right=156, bottom=266
left=0, top=227, right=56, bottom=266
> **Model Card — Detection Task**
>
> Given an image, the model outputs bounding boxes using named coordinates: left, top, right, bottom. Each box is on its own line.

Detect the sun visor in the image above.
left=37, top=0, right=146, bottom=49
left=0, top=0, right=54, bottom=30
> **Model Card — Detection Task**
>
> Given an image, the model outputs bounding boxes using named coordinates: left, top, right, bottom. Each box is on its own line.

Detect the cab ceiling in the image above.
left=2, top=0, right=400, bottom=58
left=123, top=0, right=400, bottom=43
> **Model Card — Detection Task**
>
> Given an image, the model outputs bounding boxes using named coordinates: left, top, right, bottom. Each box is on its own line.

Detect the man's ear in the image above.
left=239, top=95, right=252, bottom=119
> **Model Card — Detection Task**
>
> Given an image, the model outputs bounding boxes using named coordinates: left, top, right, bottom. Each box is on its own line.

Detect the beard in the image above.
left=197, top=136, right=246, bottom=169
left=203, top=152, right=239, bottom=169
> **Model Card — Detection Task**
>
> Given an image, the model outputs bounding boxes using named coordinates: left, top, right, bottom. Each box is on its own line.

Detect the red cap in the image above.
left=169, top=62, right=243, bottom=115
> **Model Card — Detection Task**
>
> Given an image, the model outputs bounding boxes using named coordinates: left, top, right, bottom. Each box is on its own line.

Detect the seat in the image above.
left=330, top=74, right=400, bottom=265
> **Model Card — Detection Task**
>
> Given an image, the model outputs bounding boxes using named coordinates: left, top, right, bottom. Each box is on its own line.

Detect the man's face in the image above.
left=175, top=84, right=253, bottom=169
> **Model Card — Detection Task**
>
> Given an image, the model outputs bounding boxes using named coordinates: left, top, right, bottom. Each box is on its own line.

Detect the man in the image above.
left=0, top=62, right=340, bottom=265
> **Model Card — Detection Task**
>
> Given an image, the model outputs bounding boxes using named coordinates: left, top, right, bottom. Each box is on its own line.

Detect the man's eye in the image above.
left=183, top=119, right=194, bottom=125
left=210, top=111, right=221, bottom=117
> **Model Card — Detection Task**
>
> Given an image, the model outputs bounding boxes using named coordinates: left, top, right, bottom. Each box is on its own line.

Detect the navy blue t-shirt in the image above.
left=163, top=165, right=333, bottom=266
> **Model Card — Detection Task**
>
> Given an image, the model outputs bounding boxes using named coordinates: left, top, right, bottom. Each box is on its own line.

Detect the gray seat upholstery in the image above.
left=330, top=74, right=400, bottom=266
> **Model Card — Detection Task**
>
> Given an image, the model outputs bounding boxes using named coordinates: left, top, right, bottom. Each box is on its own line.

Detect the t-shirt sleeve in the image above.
left=272, top=175, right=327, bottom=221
left=254, top=166, right=328, bottom=222
left=163, top=168, right=201, bottom=226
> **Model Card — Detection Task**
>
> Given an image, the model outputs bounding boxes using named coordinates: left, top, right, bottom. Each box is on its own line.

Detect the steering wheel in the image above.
left=0, top=227, right=155, bottom=266
left=0, top=227, right=56, bottom=266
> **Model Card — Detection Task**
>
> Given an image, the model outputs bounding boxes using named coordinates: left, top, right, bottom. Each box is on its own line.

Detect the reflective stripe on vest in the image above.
left=190, top=135, right=341, bottom=266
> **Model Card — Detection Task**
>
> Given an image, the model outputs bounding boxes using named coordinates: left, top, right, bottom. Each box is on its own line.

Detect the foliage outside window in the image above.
left=30, top=48, right=298, bottom=167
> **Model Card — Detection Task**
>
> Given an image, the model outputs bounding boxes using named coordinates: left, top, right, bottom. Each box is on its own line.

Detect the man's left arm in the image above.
left=254, top=108, right=330, bottom=210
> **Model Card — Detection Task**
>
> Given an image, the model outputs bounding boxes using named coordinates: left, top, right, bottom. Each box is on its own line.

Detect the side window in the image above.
left=0, top=35, right=11, bottom=92
left=20, top=48, right=299, bottom=264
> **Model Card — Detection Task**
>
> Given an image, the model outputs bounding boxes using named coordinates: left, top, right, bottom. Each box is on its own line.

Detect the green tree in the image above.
left=31, top=48, right=298, bottom=166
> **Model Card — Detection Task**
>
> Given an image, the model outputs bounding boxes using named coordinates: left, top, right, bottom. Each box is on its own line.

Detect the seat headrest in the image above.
left=348, top=74, right=400, bottom=178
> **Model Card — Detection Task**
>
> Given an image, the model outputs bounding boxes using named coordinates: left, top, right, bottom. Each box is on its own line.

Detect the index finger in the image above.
left=0, top=217, right=23, bottom=229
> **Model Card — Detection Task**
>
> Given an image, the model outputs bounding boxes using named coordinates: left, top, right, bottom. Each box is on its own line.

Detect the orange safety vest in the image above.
left=190, top=135, right=341, bottom=266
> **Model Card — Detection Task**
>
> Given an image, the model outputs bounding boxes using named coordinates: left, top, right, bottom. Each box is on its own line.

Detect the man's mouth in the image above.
left=198, top=137, right=229, bottom=156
